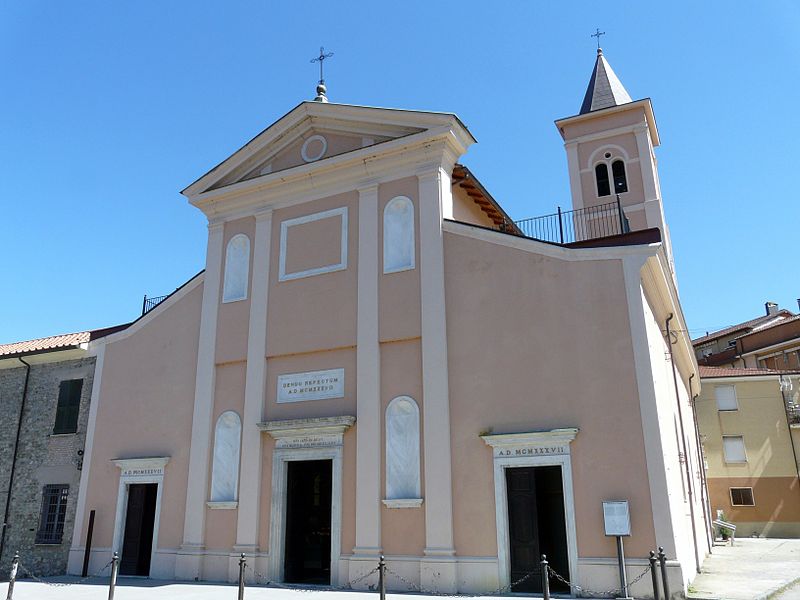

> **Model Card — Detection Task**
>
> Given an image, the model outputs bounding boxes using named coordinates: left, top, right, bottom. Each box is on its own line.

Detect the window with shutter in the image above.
left=36, top=484, right=69, bottom=544
left=722, top=435, right=747, bottom=463
left=715, top=385, right=738, bottom=411
left=53, top=379, right=83, bottom=434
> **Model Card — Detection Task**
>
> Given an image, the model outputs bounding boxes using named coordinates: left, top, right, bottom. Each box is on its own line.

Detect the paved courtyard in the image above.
left=2, top=579, right=520, bottom=600
left=689, top=538, right=800, bottom=600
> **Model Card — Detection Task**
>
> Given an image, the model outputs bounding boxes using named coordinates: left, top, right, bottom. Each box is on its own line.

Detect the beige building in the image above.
left=63, top=49, right=708, bottom=596
left=695, top=366, right=800, bottom=537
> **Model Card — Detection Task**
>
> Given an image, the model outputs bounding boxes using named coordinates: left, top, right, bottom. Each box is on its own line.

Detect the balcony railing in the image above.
left=507, top=197, right=630, bottom=245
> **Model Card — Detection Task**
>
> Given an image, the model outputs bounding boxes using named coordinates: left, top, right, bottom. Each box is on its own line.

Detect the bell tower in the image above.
left=555, top=47, right=673, bottom=263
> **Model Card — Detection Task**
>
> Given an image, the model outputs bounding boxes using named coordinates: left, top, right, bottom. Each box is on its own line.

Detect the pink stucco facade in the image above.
left=69, top=99, right=705, bottom=597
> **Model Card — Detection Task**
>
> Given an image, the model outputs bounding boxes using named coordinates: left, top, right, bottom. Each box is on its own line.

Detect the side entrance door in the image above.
left=120, top=483, right=158, bottom=576
left=506, top=466, right=570, bottom=593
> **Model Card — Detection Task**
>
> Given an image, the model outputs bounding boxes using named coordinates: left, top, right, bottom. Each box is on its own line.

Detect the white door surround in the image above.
left=481, top=429, right=579, bottom=596
left=260, top=416, right=355, bottom=586
left=111, top=457, right=170, bottom=576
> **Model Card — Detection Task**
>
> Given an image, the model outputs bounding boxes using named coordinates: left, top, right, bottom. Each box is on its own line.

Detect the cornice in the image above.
left=189, top=129, right=466, bottom=221
left=183, top=102, right=475, bottom=198
left=481, top=428, right=579, bottom=448
left=258, top=415, right=356, bottom=438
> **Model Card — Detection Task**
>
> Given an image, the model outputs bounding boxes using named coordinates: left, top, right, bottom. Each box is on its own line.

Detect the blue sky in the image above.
left=2, top=1, right=799, bottom=343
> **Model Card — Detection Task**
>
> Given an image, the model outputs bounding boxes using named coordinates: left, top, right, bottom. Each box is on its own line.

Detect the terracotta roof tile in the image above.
left=0, top=323, right=131, bottom=359
left=692, top=310, right=794, bottom=346
left=699, top=365, right=800, bottom=378
left=0, top=331, right=91, bottom=357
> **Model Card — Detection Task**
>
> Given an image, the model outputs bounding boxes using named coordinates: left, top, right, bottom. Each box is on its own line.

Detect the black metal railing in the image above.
left=510, top=197, right=630, bottom=245
left=142, top=294, right=169, bottom=316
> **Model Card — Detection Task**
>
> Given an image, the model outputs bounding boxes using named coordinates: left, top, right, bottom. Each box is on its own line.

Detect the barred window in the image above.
left=36, top=485, right=69, bottom=544
left=53, top=379, right=83, bottom=434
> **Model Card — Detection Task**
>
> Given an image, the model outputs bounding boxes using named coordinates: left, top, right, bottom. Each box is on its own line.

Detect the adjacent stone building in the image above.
left=0, top=327, right=125, bottom=576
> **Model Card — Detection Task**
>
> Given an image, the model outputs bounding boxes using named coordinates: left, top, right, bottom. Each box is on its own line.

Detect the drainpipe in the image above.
left=665, top=314, right=701, bottom=573
left=0, top=357, right=32, bottom=565
left=688, top=374, right=713, bottom=553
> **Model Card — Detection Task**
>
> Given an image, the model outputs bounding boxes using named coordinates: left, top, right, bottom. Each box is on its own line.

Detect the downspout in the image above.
left=688, top=374, right=713, bottom=553
left=665, top=314, right=701, bottom=573
left=0, top=357, right=32, bottom=565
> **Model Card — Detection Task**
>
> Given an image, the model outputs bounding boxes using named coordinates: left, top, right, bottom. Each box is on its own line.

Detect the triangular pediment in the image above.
left=182, top=102, right=471, bottom=198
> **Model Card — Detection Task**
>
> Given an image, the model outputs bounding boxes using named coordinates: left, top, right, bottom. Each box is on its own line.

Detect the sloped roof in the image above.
left=692, top=310, right=794, bottom=346
left=0, top=324, right=130, bottom=359
left=699, top=365, right=800, bottom=378
left=579, top=48, right=633, bottom=115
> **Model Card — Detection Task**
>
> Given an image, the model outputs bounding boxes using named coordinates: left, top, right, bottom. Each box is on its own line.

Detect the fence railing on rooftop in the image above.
left=142, top=294, right=169, bottom=316
left=506, top=197, right=630, bottom=245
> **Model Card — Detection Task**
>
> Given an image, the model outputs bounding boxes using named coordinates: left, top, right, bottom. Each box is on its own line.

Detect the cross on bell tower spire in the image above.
left=310, top=46, right=334, bottom=102
left=591, top=28, right=606, bottom=52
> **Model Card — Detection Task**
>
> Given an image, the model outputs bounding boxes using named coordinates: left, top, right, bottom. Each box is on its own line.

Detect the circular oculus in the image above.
left=301, top=135, right=328, bottom=163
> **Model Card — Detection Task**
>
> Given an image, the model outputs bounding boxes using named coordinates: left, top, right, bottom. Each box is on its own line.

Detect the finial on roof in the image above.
left=579, top=44, right=632, bottom=115
left=310, top=46, right=334, bottom=102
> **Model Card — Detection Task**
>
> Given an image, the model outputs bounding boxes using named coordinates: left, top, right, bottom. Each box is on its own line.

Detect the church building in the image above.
left=67, top=49, right=707, bottom=596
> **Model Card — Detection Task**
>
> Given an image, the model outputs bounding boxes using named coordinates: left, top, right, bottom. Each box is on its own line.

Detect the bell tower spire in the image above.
left=555, top=44, right=674, bottom=269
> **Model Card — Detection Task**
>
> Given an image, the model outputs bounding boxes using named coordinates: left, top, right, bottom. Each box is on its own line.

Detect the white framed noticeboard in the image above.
left=602, top=500, right=631, bottom=536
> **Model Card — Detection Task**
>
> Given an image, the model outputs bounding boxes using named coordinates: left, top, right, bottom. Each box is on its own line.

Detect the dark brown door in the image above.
left=120, top=483, right=157, bottom=576
left=506, top=466, right=569, bottom=593
left=284, top=460, right=332, bottom=584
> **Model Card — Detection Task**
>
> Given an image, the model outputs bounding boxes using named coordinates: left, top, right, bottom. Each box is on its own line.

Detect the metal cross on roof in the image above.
left=310, top=46, right=334, bottom=84
left=591, top=28, right=606, bottom=49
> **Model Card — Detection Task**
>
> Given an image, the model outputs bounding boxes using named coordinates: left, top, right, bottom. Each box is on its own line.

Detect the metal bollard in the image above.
left=108, top=552, right=119, bottom=600
left=540, top=554, right=550, bottom=600
left=378, top=555, right=386, bottom=600
left=649, top=551, right=660, bottom=600
left=5, top=552, right=19, bottom=600
left=658, top=547, right=670, bottom=600
left=238, top=553, right=246, bottom=600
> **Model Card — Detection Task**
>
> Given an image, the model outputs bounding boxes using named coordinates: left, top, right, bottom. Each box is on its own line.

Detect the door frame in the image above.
left=482, top=429, right=579, bottom=595
left=262, top=416, right=354, bottom=587
left=112, top=457, right=169, bottom=576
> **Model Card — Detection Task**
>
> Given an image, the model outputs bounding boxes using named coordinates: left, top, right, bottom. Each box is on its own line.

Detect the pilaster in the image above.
left=565, top=141, right=584, bottom=210
left=233, top=209, right=273, bottom=571
left=417, top=167, right=456, bottom=592
left=175, top=221, right=224, bottom=580
left=352, top=184, right=382, bottom=565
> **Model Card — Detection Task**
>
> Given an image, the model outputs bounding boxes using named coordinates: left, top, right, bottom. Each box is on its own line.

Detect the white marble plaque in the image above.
left=277, top=368, right=344, bottom=403
left=602, top=500, right=631, bottom=536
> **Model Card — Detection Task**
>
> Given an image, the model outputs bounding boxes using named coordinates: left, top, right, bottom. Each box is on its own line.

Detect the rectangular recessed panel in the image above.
left=279, top=207, right=347, bottom=281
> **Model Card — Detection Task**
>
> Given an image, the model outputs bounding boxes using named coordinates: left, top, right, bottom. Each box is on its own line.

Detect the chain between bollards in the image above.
left=540, top=554, right=550, bottom=600
left=378, top=554, right=386, bottom=600
left=107, top=552, right=119, bottom=600
left=238, top=553, right=246, bottom=600
left=5, top=552, right=19, bottom=600
left=658, top=546, right=670, bottom=600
